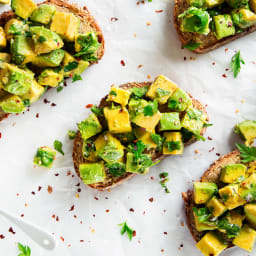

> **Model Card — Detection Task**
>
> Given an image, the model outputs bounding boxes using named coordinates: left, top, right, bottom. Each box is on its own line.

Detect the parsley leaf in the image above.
left=236, top=143, right=256, bottom=163
left=165, top=141, right=181, bottom=152
left=54, top=140, right=64, bottom=155
left=68, top=130, right=76, bottom=140
left=119, top=221, right=134, bottom=241
left=64, top=61, right=79, bottom=72
left=91, top=105, right=103, bottom=116
left=38, top=36, right=47, bottom=43
left=231, top=50, right=245, bottom=78
left=151, top=133, right=165, bottom=150
left=9, top=24, right=22, bottom=35
left=18, top=243, right=31, bottom=256
left=23, top=99, right=30, bottom=107
left=109, top=90, right=117, bottom=96
left=72, top=74, right=82, bottom=83
left=159, top=172, right=170, bottom=193
left=192, top=207, right=212, bottom=223
left=57, top=85, right=63, bottom=92
left=107, top=162, right=126, bottom=177
left=143, top=100, right=158, bottom=116
left=217, top=219, right=240, bottom=238
left=203, top=123, right=213, bottom=127
left=156, top=88, right=170, bottom=98
left=183, top=42, right=201, bottom=51
left=130, top=86, right=149, bottom=98
left=132, top=140, right=146, bottom=162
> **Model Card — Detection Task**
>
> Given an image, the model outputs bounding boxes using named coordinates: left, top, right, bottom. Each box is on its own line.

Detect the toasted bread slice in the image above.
left=0, top=0, right=105, bottom=122
left=173, top=0, right=256, bottom=53
left=72, top=81, right=208, bottom=191
left=182, top=150, right=242, bottom=248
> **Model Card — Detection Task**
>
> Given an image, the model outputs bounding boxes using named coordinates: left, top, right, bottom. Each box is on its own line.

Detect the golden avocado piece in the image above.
left=82, top=140, right=98, bottom=162
left=220, top=164, right=247, bottom=183
left=206, top=196, right=227, bottom=217
left=134, top=127, right=157, bottom=149
left=219, top=184, right=246, bottom=210
left=103, top=107, right=132, bottom=134
left=0, top=53, right=11, bottom=62
left=20, top=80, right=45, bottom=104
left=196, top=231, right=227, bottom=256
left=250, top=0, right=256, bottom=12
left=11, top=0, right=37, bottom=19
left=235, top=120, right=256, bottom=146
left=245, top=204, right=256, bottom=228
left=79, top=162, right=105, bottom=185
left=193, top=210, right=217, bottom=232
left=0, top=94, right=25, bottom=113
left=247, top=163, right=256, bottom=176
left=38, top=69, right=63, bottom=87
left=193, top=182, right=218, bottom=204
left=205, top=0, right=224, bottom=8
left=133, top=111, right=161, bottom=132
left=239, top=173, right=256, bottom=201
left=50, top=11, right=79, bottom=41
left=163, top=132, right=183, bottom=155
left=0, top=0, right=10, bottom=4
left=0, top=27, right=6, bottom=49
left=4, top=18, right=27, bottom=40
left=226, top=210, right=245, bottom=228
left=233, top=225, right=256, bottom=252
left=107, top=86, right=131, bottom=106
left=146, top=75, right=177, bottom=104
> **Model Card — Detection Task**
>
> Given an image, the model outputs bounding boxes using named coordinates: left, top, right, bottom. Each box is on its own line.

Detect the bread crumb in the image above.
left=134, top=33, right=137, bottom=37
left=235, top=109, right=239, bottom=113
left=194, top=149, right=199, bottom=154
left=146, top=21, right=151, bottom=26
left=147, top=75, right=151, bottom=79
left=25, top=203, right=28, bottom=207
left=47, top=185, right=53, bottom=194
left=138, top=64, right=143, bottom=69
left=241, top=99, right=245, bottom=103
left=75, top=193, right=80, bottom=199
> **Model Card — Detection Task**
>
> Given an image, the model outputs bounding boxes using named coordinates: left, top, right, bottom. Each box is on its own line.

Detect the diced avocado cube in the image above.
left=31, top=49, right=65, bottom=68
left=103, top=107, right=132, bottom=134
left=146, top=75, right=177, bottom=104
left=77, top=113, right=102, bottom=141
left=50, top=11, right=79, bottom=42
left=126, top=152, right=150, bottom=174
left=0, top=0, right=10, bottom=4
left=219, top=184, right=246, bottom=210
left=11, top=0, right=37, bottom=19
left=30, top=4, right=56, bottom=25
left=187, top=0, right=205, bottom=8
left=30, top=26, right=63, bottom=55
left=79, top=162, right=105, bottom=184
left=225, top=0, right=249, bottom=8
left=196, top=231, right=227, bottom=256
left=0, top=94, right=25, bottom=113
left=74, top=32, right=100, bottom=54
left=4, top=18, right=28, bottom=40
left=181, top=107, right=207, bottom=136
left=225, top=210, right=244, bottom=228
left=168, top=88, right=192, bottom=112
left=107, top=86, right=131, bottom=106
left=159, top=112, right=181, bottom=131
left=220, top=164, right=247, bottom=183
left=10, top=35, right=36, bottom=65
left=250, top=0, right=256, bottom=12
left=163, top=132, right=183, bottom=155
left=213, top=15, right=235, bottom=40
left=206, top=196, right=227, bottom=217
left=232, top=8, right=256, bottom=29
left=245, top=203, right=256, bottom=228
left=38, top=69, right=63, bottom=87
left=33, top=146, right=56, bottom=169
left=205, top=0, right=224, bottom=8
left=238, top=173, right=256, bottom=202
left=82, top=140, right=98, bottom=162
left=0, top=53, right=11, bottom=63
left=0, top=27, right=6, bottom=49
left=134, top=127, right=157, bottom=149
left=233, top=225, right=256, bottom=252
left=193, top=210, right=217, bottom=232
left=20, top=80, right=45, bottom=104
left=235, top=120, right=256, bottom=145
left=179, top=7, right=210, bottom=34
left=1, top=63, right=34, bottom=95
left=193, top=182, right=218, bottom=204
left=95, top=132, right=124, bottom=163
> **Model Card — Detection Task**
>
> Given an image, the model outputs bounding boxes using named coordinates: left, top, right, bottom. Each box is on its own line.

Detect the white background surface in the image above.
left=0, top=0, right=255, bottom=255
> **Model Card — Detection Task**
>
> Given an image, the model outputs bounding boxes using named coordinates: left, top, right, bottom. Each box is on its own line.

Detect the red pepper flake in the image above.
left=16, top=193, right=19, bottom=196
left=149, top=197, right=154, bottom=202
left=129, top=208, right=134, bottom=212
left=64, top=80, right=67, bottom=87
left=132, top=230, right=136, bottom=237
left=94, top=196, right=99, bottom=200
left=69, top=73, right=73, bottom=78
left=207, top=136, right=212, bottom=140
left=225, top=48, right=228, bottom=52
left=77, top=188, right=81, bottom=192
left=136, top=1, right=140, bottom=5
left=86, top=104, right=93, bottom=108
left=76, top=183, right=80, bottom=187
left=105, top=197, right=108, bottom=199
left=143, top=211, right=146, bottom=215
left=222, top=74, right=227, bottom=78
left=212, top=62, right=215, bottom=65
left=51, top=103, right=56, bottom=107
left=31, top=191, right=35, bottom=195
left=67, top=244, right=71, bottom=247
left=55, top=173, right=59, bottom=176
left=67, top=170, right=71, bottom=176
left=161, top=249, right=164, bottom=253
left=52, top=214, right=56, bottom=219
left=155, top=10, right=163, bottom=13
left=180, top=221, right=184, bottom=226
left=110, top=17, right=118, bottom=22
left=44, top=98, right=50, bottom=104
left=106, top=209, right=110, bottom=213
left=209, top=147, right=215, bottom=152
left=0, top=234, right=5, bottom=239
left=184, top=57, right=187, bottom=61
left=225, top=68, right=229, bottom=71
left=8, top=227, right=15, bottom=234
left=36, top=113, right=39, bottom=118
left=138, top=64, right=143, bottom=68
left=47, top=185, right=53, bottom=194
left=74, top=215, right=77, bottom=218
left=120, top=60, right=125, bottom=66
left=80, top=240, right=84, bottom=242
left=69, top=205, right=75, bottom=211
left=0, top=132, right=2, bottom=139
left=21, top=214, right=24, bottom=218
left=56, top=216, right=59, bottom=222
left=216, top=153, right=221, bottom=156
left=60, top=236, right=64, bottom=242
left=164, top=232, right=167, bottom=235
left=150, top=176, right=154, bottom=180
left=38, top=186, right=42, bottom=191
left=80, top=221, right=83, bottom=224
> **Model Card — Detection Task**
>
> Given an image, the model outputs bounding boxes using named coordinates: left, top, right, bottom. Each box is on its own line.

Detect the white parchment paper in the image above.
left=0, top=0, right=256, bottom=255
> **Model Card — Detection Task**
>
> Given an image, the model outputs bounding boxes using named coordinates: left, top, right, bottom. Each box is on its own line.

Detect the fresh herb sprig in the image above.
left=192, top=207, right=212, bottom=223
left=72, top=74, right=82, bottom=83
left=231, top=50, right=245, bottom=78
left=119, top=221, right=134, bottom=241
left=159, top=172, right=170, bottom=193
left=68, top=130, right=76, bottom=140
left=18, top=243, right=31, bottom=256
left=236, top=143, right=256, bottom=163
left=183, top=42, right=201, bottom=51
left=54, top=140, right=64, bottom=155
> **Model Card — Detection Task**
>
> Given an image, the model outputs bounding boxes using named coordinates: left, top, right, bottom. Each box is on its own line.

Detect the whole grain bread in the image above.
left=173, top=0, right=256, bottom=53
left=0, top=0, right=105, bottom=122
left=72, top=81, right=208, bottom=191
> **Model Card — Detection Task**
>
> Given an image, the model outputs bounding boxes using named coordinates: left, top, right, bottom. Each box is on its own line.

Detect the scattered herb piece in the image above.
left=156, top=88, right=170, bottom=98
left=192, top=207, right=212, bottom=223
left=38, top=36, right=47, bottom=43
left=119, top=221, right=134, bottom=241
left=72, top=74, right=82, bottom=83
left=165, top=141, right=181, bottom=152
left=23, top=99, right=30, bottom=107
left=109, top=90, right=117, bottom=96
left=231, top=50, right=245, bottom=78
left=54, top=140, right=64, bottom=155
left=151, top=133, right=165, bottom=150
left=57, top=86, right=63, bottom=92
left=107, top=162, right=126, bottom=177
left=64, top=61, right=79, bottom=72
left=236, top=143, right=256, bottom=163
left=33, top=146, right=56, bottom=169
left=203, top=123, right=213, bottom=127
left=18, top=243, right=31, bottom=256
left=68, top=130, right=76, bottom=140
left=130, top=86, right=149, bottom=99
left=83, top=140, right=95, bottom=158
left=143, top=100, right=158, bottom=116
left=183, top=42, right=201, bottom=51
left=194, top=133, right=206, bottom=141
left=91, top=105, right=103, bottom=116
left=159, top=172, right=170, bottom=193
left=217, top=219, right=240, bottom=238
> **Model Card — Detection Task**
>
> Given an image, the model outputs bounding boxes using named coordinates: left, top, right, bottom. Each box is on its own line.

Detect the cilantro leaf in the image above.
left=68, top=130, right=76, bottom=140
left=18, top=243, right=31, bottom=256
left=91, top=105, right=103, bottom=116
left=109, top=90, right=117, bottom=96
left=72, top=74, right=82, bottom=83
left=54, top=140, right=64, bottom=155
left=131, top=140, right=146, bottom=162
left=119, top=221, right=134, bottom=241
left=159, top=172, right=170, bottom=193
left=217, top=219, right=240, bottom=238
left=130, top=86, right=149, bottom=98
left=64, top=61, right=79, bottom=72
left=38, top=36, right=47, bottom=43
left=107, top=162, right=126, bottom=177
left=23, top=99, right=30, bottom=107
left=165, top=141, right=181, bottom=152
left=151, top=133, right=165, bottom=150
left=231, top=50, right=245, bottom=78
left=236, top=143, right=256, bottom=163
left=183, top=42, right=201, bottom=51
left=192, top=207, right=212, bottom=223
left=143, top=100, right=158, bottom=116
left=57, top=85, right=63, bottom=92
left=203, top=123, right=213, bottom=127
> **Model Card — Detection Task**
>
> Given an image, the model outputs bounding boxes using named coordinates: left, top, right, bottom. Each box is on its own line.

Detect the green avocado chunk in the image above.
left=79, top=162, right=105, bottom=184
left=33, top=146, right=56, bottom=169
left=0, top=94, right=26, bottom=113
left=194, top=182, right=218, bottom=204
left=179, top=7, right=210, bottom=34
left=1, top=63, right=34, bottom=95
left=159, top=112, right=181, bottom=131
left=225, top=0, right=249, bottom=8
left=20, top=80, right=45, bottom=104
left=38, top=68, right=63, bottom=87
left=31, top=49, right=65, bottom=67
left=30, top=4, right=56, bottom=25
left=239, top=173, right=256, bottom=202
left=126, top=152, right=149, bottom=174
left=11, top=0, right=37, bottom=19
left=244, top=204, right=256, bottom=228
left=187, top=0, right=205, bottom=8
left=235, top=120, right=256, bottom=145
left=220, top=164, right=247, bottom=183
left=168, top=88, right=192, bottom=112
left=213, top=14, right=235, bottom=40
left=232, top=8, right=256, bottom=29
left=77, top=113, right=102, bottom=141
left=205, top=0, right=224, bottom=8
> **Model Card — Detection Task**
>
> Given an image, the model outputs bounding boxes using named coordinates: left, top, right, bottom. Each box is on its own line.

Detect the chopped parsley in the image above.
left=151, top=133, right=165, bottom=150
left=203, top=123, right=213, bottom=127
left=8, top=24, right=22, bottom=35
left=54, top=140, right=64, bottom=155
left=18, top=243, right=31, bottom=256
left=38, top=36, right=47, bottom=43
left=231, top=50, right=245, bottom=78
left=159, top=172, right=170, bottom=193
left=64, top=61, right=79, bottom=72
left=83, top=140, right=95, bottom=158
left=72, top=74, right=82, bottom=83
left=68, top=130, right=76, bottom=140
left=168, top=99, right=178, bottom=110
left=57, top=85, right=63, bottom=92
left=156, top=88, right=170, bottom=98
left=107, top=162, right=126, bottom=177
left=183, top=42, right=201, bottom=51
left=236, top=143, right=256, bottom=163
left=91, top=105, right=103, bottom=116
left=119, top=221, right=134, bottom=241
left=217, top=219, right=240, bottom=238
left=143, top=100, right=158, bottom=116
left=23, top=99, right=30, bottom=107
left=109, top=90, right=117, bottom=96
left=192, top=207, right=212, bottom=223
left=165, top=141, right=181, bottom=152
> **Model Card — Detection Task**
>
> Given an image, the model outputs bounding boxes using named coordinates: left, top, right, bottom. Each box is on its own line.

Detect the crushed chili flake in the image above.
left=44, top=98, right=50, bottom=104
left=67, top=171, right=71, bottom=176
left=16, top=193, right=19, bottom=196
left=74, top=215, right=77, bottom=218
left=133, top=230, right=136, bottom=237
left=21, top=214, right=24, bottom=218
left=224, top=48, right=228, bottom=52
left=75, top=193, right=80, bottom=199
left=80, top=240, right=84, bottom=242
left=38, top=186, right=42, bottom=191
left=164, top=232, right=167, bottom=235
left=77, top=188, right=81, bottom=192
left=0, top=235, right=5, bottom=239
left=51, top=103, right=56, bottom=107
left=86, top=104, right=93, bottom=108
left=76, top=183, right=80, bottom=187
left=106, top=209, right=109, bottom=213
left=209, top=147, right=215, bottom=152
left=161, top=249, right=164, bottom=253
left=25, top=203, right=28, bottom=207
left=52, top=214, right=56, bottom=219
left=60, top=236, right=64, bottom=242
left=56, top=216, right=59, bottom=222
left=147, top=75, right=151, bottom=79
left=110, top=17, right=118, bottom=22
left=184, top=57, right=187, bottom=61
left=146, top=21, right=151, bottom=26
left=8, top=227, right=15, bottom=234
left=55, top=173, right=59, bottom=176
left=64, top=80, right=67, bottom=87
left=120, top=60, right=125, bottom=66
left=155, top=10, right=163, bottom=13
left=150, top=176, right=154, bottom=180
left=36, top=113, right=39, bottom=118
left=212, top=62, right=215, bottom=65
left=225, top=68, right=229, bottom=71
left=129, top=208, right=134, bottom=212
left=207, top=136, right=212, bottom=140
left=149, top=197, right=154, bottom=202
left=69, top=205, right=75, bottom=211
left=94, top=196, right=99, bottom=200
left=0, top=132, right=1, bottom=139
left=143, top=211, right=146, bottom=215
left=31, top=191, right=35, bottom=195
left=47, top=185, right=53, bottom=194
left=194, top=149, right=199, bottom=154
left=105, top=197, right=108, bottom=199
left=138, top=64, right=143, bottom=68
left=180, top=221, right=184, bottom=226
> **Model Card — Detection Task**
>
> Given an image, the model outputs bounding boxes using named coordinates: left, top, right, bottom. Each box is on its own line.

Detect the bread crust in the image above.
left=173, top=0, right=256, bottom=53
left=72, top=81, right=208, bottom=191
left=0, top=0, right=105, bottom=121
